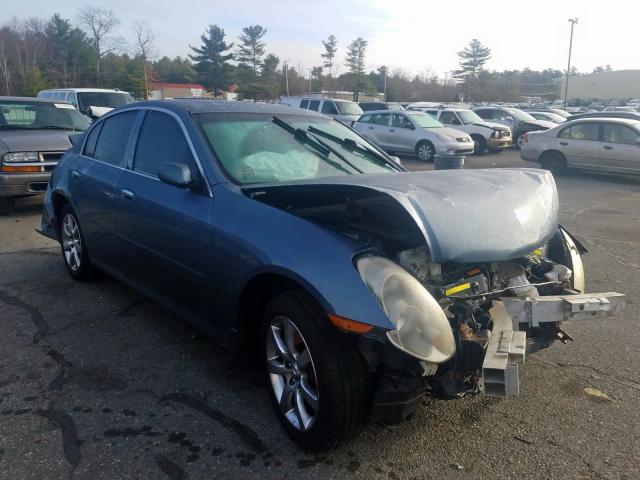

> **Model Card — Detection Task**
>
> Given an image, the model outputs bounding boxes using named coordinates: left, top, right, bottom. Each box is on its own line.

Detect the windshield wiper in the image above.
left=272, top=116, right=361, bottom=174
left=306, top=126, right=396, bottom=169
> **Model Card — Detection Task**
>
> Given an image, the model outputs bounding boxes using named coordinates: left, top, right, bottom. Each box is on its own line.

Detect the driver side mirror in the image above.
left=158, top=162, right=194, bottom=189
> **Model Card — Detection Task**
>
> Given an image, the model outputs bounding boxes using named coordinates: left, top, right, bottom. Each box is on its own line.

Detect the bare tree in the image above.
left=78, top=6, right=122, bottom=85
left=132, top=21, right=155, bottom=98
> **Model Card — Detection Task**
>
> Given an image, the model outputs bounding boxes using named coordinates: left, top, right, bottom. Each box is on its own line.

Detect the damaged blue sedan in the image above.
left=41, top=101, right=625, bottom=451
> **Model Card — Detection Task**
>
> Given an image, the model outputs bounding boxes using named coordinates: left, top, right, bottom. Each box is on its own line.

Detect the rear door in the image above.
left=555, top=122, right=600, bottom=168
left=74, top=110, right=139, bottom=269
left=308, top=100, right=320, bottom=112
left=115, top=109, right=213, bottom=318
left=598, top=122, right=640, bottom=173
left=366, top=113, right=392, bottom=148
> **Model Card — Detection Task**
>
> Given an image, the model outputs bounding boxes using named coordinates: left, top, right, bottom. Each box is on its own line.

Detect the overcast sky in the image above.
left=7, top=0, right=637, bottom=78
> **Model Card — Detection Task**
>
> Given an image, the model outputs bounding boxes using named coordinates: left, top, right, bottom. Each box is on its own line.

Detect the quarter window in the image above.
left=601, top=123, right=640, bottom=145
left=133, top=111, right=197, bottom=179
left=92, top=111, right=138, bottom=166
left=83, top=122, right=103, bottom=157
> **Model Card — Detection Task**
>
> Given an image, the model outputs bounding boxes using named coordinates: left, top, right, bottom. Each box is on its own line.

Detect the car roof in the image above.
left=565, top=117, right=640, bottom=126
left=125, top=99, right=328, bottom=116
left=40, top=88, right=130, bottom=93
left=0, top=96, right=71, bottom=104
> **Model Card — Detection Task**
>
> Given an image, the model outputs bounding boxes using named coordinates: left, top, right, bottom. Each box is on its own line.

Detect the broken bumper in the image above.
left=480, top=292, right=625, bottom=397
left=487, top=137, right=512, bottom=149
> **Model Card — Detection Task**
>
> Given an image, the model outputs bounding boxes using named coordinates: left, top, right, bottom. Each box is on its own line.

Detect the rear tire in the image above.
left=0, top=196, right=14, bottom=215
left=540, top=151, right=567, bottom=176
left=471, top=135, right=486, bottom=155
left=58, top=205, right=95, bottom=281
left=415, top=141, right=435, bottom=162
left=262, top=290, right=372, bottom=451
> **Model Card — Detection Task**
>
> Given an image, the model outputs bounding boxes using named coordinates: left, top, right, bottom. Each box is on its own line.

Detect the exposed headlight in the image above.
left=3, top=152, right=38, bottom=163
left=356, top=256, right=456, bottom=363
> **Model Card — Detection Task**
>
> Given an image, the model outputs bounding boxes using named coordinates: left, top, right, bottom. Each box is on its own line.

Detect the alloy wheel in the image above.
left=418, top=143, right=433, bottom=161
left=61, top=213, right=82, bottom=272
left=266, top=315, right=319, bottom=431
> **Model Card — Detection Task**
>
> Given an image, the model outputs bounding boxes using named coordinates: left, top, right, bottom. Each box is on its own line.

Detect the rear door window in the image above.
left=308, top=100, right=320, bottom=111
left=83, top=122, right=103, bottom=157
left=133, top=111, right=198, bottom=179
left=93, top=111, right=138, bottom=166
left=567, top=123, right=599, bottom=141
left=371, top=113, right=390, bottom=126
left=300, top=99, right=309, bottom=109
left=475, top=109, right=491, bottom=120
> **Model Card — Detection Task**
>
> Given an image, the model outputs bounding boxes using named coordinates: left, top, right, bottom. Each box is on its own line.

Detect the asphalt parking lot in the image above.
left=1, top=150, right=639, bottom=480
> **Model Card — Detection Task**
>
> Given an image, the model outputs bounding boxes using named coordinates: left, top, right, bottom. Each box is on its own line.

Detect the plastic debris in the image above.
left=583, top=387, right=610, bottom=401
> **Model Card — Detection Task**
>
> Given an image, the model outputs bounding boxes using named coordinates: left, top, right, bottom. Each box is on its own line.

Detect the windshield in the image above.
left=458, top=110, right=483, bottom=125
left=77, top=92, right=134, bottom=111
left=504, top=107, right=536, bottom=122
left=196, top=113, right=396, bottom=185
left=335, top=101, right=363, bottom=116
left=0, top=101, right=89, bottom=131
left=407, top=112, right=443, bottom=128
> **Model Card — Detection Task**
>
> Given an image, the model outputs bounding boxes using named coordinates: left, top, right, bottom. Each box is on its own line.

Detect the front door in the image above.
left=598, top=122, right=640, bottom=173
left=116, top=110, right=214, bottom=319
left=386, top=113, right=417, bottom=153
left=555, top=122, right=600, bottom=168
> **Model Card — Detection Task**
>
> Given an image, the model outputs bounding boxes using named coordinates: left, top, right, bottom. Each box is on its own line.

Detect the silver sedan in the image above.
left=353, top=110, right=474, bottom=161
left=521, top=117, right=640, bottom=175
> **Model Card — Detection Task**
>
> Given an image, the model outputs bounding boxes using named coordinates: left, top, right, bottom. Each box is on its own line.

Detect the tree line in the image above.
left=0, top=9, right=605, bottom=102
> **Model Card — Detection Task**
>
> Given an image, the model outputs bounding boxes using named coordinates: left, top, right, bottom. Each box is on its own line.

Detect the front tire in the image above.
left=0, top=196, right=14, bottom=215
left=415, top=140, right=435, bottom=162
left=262, top=290, right=372, bottom=451
left=58, top=205, right=95, bottom=281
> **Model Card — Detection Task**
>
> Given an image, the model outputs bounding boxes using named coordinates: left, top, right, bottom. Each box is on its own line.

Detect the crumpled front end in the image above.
left=357, top=227, right=625, bottom=423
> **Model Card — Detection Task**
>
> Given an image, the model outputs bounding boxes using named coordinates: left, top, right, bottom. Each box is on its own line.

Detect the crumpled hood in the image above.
left=523, top=119, right=556, bottom=130
left=471, top=121, right=510, bottom=131
left=0, top=129, right=73, bottom=153
left=272, top=169, right=559, bottom=263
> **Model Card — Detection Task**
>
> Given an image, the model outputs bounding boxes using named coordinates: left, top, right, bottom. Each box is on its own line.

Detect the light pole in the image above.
left=563, top=18, right=579, bottom=109
left=283, top=61, right=290, bottom=96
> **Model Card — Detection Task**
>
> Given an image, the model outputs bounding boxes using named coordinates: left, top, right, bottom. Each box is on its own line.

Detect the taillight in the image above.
left=522, top=133, right=529, bottom=143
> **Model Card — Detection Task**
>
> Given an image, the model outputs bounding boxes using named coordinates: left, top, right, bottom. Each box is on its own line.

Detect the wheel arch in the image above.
left=540, top=149, right=567, bottom=163
left=51, top=191, right=72, bottom=237
left=236, top=270, right=332, bottom=357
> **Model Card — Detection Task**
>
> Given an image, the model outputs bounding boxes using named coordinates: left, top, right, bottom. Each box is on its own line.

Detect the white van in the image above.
left=280, top=97, right=363, bottom=125
left=37, top=88, right=135, bottom=119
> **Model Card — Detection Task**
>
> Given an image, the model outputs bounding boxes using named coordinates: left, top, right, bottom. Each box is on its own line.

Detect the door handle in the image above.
left=559, top=142, right=568, bottom=146
left=71, top=170, right=80, bottom=178
left=101, top=189, right=114, bottom=199
left=120, top=189, right=135, bottom=200
left=368, top=126, right=374, bottom=130
left=603, top=145, right=613, bottom=150
left=389, top=129, right=395, bottom=132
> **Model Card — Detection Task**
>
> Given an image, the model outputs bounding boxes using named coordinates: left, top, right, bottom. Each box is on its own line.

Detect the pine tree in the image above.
left=344, top=37, right=367, bottom=101
left=236, top=25, right=267, bottom=74
left=189, top=25, right=234, bottom=96
left=454, top=39, right=491, bottom=80
left=321, top=35, right=337, bottom=74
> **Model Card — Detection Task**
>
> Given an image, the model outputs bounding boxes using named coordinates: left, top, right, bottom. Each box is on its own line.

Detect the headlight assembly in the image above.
left=3, top=152, right=39, bottom=163
left=356, top=256, right=456, bottom=363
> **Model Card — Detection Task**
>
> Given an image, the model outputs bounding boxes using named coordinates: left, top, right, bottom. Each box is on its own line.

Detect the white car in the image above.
left=37, top=88, right=135, bottom=120
left=353, top=110, right=474, bottom=161
left=279, top=97, right=363, bottom=125
left=422, top=108, right=512, bottom=154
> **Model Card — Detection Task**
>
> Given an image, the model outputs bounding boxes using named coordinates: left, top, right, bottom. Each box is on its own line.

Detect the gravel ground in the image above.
left=1, top=150, right=639, bottom=480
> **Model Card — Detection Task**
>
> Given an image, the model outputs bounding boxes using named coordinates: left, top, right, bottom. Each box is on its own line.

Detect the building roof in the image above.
left=150, top=82, right=206, bottom=90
